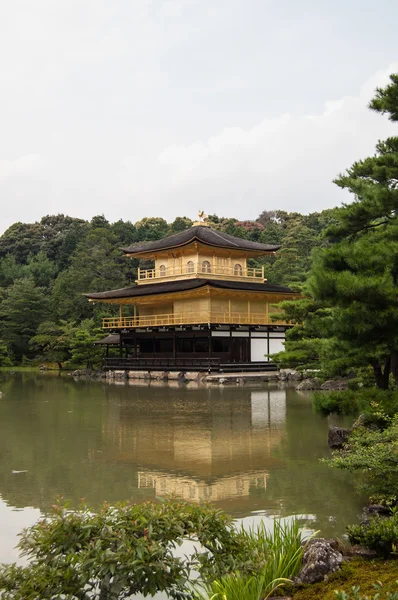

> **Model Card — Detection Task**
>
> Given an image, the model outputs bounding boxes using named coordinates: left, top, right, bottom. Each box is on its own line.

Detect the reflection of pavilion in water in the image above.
left=138, top=471, right=268, bottom=503
left=101, top=387, right=287, bottom=505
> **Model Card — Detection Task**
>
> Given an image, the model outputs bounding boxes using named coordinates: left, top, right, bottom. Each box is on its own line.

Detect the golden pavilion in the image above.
left=85, top=219, right=296, bottom=371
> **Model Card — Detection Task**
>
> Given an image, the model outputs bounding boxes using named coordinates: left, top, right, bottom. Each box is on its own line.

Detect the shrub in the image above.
left=324, top=417, right=398, bottom=499
left=0, top=499, right=305, bottom=600
left=346, top=510, right=398, bottom=557
left=312, top=388, right=398, bottom=424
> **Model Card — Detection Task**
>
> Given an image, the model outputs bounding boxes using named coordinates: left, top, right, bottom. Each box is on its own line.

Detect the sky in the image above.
left=0, top=0, right=398, bottom=234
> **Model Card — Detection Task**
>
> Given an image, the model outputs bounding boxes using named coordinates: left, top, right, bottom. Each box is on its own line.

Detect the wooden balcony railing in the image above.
left=137, top=264, right=264, bottom=282
left=102, top=312, right=288, bottom=329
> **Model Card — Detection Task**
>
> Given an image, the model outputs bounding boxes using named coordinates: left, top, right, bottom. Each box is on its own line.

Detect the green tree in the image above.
left=26, top=251, right=57, bottom=289
left=0, top=278, right=49, bottom=362
left=311, top=75, right=398, bottom=387
left=275, top=74, right=398, bottom=387
left=29, top=321, right=72, bottom=368
left=52, top=227, right=129, bottom=322
left=0, top=255, right=28, bottom=286
left=66, top=319, right=104, bottom=368
left=0, top=340, right=12, bottom=366
left=169, top=216, right=193, bottom=233
left=135, top=217, right=169, bottom=241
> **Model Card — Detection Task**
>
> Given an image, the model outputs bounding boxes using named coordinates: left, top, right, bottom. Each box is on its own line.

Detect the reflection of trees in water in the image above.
left=0, top=375, right=363, bottom=536
left=264, top=390, right=364, bottom=535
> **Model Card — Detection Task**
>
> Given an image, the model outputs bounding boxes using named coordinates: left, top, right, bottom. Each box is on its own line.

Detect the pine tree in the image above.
left=275, top=74, right=398, bottom=387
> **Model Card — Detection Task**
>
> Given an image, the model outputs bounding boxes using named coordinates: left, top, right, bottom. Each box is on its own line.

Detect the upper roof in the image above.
left=121, top=225, right=281, bottom=256
left=85, top=278, right=296, bottom=301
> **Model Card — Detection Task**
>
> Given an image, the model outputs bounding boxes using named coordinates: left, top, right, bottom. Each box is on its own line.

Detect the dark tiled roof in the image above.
left=94, top=334, right=120, bottom=345
left=121, top=226, right=281, bottom=255
left=85, top=278, right=296, bottom=300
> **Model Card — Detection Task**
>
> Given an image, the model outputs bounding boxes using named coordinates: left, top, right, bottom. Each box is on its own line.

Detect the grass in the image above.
left=194, top=518, right=308, bottom=600
left=0, top=366, right=41, bottom=372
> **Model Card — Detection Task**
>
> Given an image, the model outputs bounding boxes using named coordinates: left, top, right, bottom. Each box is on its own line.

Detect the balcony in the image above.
left=137, top=263, right=264, bottom=284
left=102, top=311, right=288, bottom=329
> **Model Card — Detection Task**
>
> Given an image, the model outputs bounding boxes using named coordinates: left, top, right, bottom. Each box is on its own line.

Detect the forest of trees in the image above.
left=0, top=209, right=336, bottom=368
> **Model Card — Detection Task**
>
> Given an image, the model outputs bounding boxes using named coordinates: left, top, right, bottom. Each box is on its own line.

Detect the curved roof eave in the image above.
left=121, top=226, right=281, bottom=256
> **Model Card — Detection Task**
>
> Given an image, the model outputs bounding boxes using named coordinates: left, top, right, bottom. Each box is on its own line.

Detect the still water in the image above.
left=0, top=372, right=363, bottom=564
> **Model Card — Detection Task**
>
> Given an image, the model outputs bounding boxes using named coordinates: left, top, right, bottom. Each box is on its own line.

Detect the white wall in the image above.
left=250, top=338, right=268, bottom=362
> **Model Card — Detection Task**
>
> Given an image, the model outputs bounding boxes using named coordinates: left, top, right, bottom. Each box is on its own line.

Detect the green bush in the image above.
left=0, top=499, right=305, bottom=600
left=324, top=417, right=398, bottom=499
left=346, top=510, right=398, bottom=558
left=312, top=388, right=398, bottom=424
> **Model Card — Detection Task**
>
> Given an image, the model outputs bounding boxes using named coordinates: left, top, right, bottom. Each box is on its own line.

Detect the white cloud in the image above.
left=0, top=0, right=397, bottom=234
left=0, top=155, right=45, bottom=178
left=120, top=64, right=398, bottom=218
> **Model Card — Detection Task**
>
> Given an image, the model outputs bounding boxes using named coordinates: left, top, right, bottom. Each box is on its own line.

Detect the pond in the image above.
left=0, top=372, right=363, bottom=565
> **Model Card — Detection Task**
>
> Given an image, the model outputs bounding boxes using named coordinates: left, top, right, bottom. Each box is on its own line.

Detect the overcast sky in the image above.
left=0, top=0, right=397, bottom=234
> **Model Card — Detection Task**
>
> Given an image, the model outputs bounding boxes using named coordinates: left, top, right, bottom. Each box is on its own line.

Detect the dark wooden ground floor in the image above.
left=101, top=324, right=287, bottom=372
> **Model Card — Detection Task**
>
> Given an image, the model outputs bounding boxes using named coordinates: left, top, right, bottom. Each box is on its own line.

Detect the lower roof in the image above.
left=94, top=334, right=121, bottom=345
left=85, top=278, right=296, bottom=301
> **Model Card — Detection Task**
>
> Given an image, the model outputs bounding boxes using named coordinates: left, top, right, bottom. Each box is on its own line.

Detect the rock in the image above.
left=218, top=378, right=227, bottom=384
left=148, top=371, right=168, bottom=381
left=321, top=379, right=348, bottom=391
left=279, top=368, right=302, bottom=381
left=328, top=426, right=351, bottom=449
left=295, top=538, right=343, bottom=584
left=345, top=545, right=378, bottom=559
left=128, top=370, right=151, bottom=380
left=0, top=391, right=3, bottom=398
left=295, top=377, right=321, bottom=390
left=72, top=370, right=81, bottom=377
left=39, top=364, right=47, bottom=371
left=363, top=504, right=391, bottom=516
left=114, top=370, right=128, bottom=380
left=184, top=371, right=201, bottom=381
left=167, top=371, right=184, bottom=381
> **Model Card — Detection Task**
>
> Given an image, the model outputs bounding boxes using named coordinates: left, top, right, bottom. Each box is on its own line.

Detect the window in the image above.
left=195, top=338, right=209, bottom=353
left=154, top=338, right=173, bottom=353
left=187, top=260, right=195, bottom=273
left=139, top=339, right=154, bottom=354
left=177, top=338, right=194, bottom=353
left=159, top=264, right=166, bottom=277
left=234, top=263, right=243, bottom=276
left=202, top=260, right=211, bottom=273
left=211, top=337, right=230, bottom=354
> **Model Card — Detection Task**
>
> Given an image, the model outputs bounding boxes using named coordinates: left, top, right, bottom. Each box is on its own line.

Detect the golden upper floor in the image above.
left=120, top=225, right=280, bottom=286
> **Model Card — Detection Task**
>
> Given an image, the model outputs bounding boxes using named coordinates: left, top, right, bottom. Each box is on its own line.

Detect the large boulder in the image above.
left=320, top=379, right=348, bottom=391
left=295, top=378, right=321, bottom=390
left=328, top=426, right=351, bottom=449
left=295, top=538, right=343, bottom=584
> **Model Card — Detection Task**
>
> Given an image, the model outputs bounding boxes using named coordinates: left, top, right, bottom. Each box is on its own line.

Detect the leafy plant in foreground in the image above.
left=0, top=499, right=305, bottom=600
left=194, top=519, right=307, bottom=600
